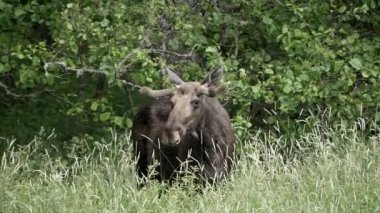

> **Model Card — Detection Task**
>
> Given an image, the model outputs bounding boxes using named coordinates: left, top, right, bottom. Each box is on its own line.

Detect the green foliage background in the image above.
left=1, top=0, right=380, bottom=152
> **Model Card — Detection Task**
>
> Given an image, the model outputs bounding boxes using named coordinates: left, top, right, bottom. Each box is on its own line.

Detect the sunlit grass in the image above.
left=1, top=120, right=380, bottom=212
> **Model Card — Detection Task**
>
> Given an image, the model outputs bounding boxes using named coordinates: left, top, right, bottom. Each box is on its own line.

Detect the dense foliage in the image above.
left=1, top=0, right=380, bottom=151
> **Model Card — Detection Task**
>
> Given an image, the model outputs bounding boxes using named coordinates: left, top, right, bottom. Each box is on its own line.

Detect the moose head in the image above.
left=139, top=66, right=225, bottom=146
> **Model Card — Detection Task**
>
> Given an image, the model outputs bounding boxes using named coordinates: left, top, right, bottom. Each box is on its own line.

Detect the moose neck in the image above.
left=196, top=95, right=218, bottom=129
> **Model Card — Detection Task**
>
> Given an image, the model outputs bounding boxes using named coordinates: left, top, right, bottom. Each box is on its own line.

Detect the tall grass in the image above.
left=1, top=120, right=380, bottom=212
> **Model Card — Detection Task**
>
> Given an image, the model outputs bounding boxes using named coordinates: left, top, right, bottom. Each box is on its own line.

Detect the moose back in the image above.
left=131, top=66, right=235, bottom=185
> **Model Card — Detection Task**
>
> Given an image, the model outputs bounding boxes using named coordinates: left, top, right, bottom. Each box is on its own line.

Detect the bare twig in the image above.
left=44, top=62, right=105, bottom=77
left=120, top=80, right=142, bottom=90
left=0, top=81, right=25, bottom=98
left=44, top=60, right=143, bottom=93
left=0, top=80, right=49, bottom=98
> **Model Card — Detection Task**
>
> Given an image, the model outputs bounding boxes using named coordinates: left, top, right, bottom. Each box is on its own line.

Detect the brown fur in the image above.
left=131, top=68, right=235, bottom=186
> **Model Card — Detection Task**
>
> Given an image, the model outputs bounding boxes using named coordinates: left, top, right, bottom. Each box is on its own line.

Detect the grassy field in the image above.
left=1, top=121, right=380, bottom=212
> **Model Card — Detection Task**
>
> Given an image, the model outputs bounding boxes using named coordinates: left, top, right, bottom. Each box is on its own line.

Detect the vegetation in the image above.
left=1, top=1, right=380, bottom=211
left=1, top=0, right=380, bottom=147
left=1, top=120, right=380, bottom=212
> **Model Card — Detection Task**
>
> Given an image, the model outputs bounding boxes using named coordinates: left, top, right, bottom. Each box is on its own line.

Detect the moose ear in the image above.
left=161, top=68, right=184, bottom=86
left=201, top=66, right=223, bottom=86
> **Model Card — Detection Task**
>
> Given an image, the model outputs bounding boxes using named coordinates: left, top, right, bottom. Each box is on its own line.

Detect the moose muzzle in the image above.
left=161, top=123, right=186, bottom=146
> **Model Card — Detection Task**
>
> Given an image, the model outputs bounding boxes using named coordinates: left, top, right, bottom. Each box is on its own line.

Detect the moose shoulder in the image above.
left=131, top=66, right=235, bottom=186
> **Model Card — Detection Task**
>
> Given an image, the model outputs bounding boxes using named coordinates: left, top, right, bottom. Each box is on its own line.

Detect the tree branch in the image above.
left=0, top=80, right=48, bottom=98
left=0, top=81, right=24, bottom=98
left=44, top=45, right=199, bottom=94
left=44, top=62, right=106, bottom=76
left=44, top=60, right=143, bottom=90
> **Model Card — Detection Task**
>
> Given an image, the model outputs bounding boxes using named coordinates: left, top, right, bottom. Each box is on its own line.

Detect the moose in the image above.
left=131, top=66, right=235, bottom=186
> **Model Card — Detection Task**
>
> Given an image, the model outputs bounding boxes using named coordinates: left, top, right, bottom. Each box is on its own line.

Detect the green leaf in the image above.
left=251, top=85, right=260, bottom=93
left=338, top=6, right=347, bottom=13
left=205, top=46, right=218, bottom=53
left=100, top=19, right=110, bottom=27
left=16, top=53, right=24, bottom=59
left=66, top=23, right=73, bottom=31
left=262, top=16, right=273, bottom=25
left=264, top=68, right=274, bottom=74
left=113, top=116, right=124, bottom=127
left=362, top=71, right=370, bottom=78
left=90, top=102, right=98, bottom=111
left=126, top=118, right=133, bottom=128
left=14, top=8, right=26, bottom=18
left=99, top=112, right=111, bottom=122
left=239, top=68, right=246, bottom=77
left=349, top=58, right=362, bottom=70
left=282, top=25, right=288, bottom=33
left=283, top=84, right=292, bottom=94
left=298, top=73, right=309, bottom=81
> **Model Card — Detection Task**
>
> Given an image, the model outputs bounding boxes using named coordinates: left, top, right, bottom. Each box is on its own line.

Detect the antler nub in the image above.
left=139, top=87, right=174, bottom=98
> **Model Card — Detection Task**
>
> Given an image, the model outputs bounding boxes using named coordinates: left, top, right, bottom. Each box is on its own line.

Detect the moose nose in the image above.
left=164, top=129, right=181, bottom=146
left=164, top=124, right=185, bottom=145
left=173, top=139, right=180, bottom=145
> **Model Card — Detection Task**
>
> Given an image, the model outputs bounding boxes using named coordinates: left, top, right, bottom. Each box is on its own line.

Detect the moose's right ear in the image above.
left=161, top=68, right=184, bottom=86
left=201, top=66, right=223, bottom=87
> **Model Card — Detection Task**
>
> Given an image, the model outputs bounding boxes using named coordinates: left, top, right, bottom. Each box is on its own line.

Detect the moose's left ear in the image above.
left=201, top=66, right=223, bottom=86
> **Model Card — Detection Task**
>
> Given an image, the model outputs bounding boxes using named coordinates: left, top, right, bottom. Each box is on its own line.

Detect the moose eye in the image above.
left=191, top=99, right=200, bottom=109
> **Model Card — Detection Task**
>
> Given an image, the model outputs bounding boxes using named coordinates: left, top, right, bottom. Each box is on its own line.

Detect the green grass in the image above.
left=1, top=121, right=380, bottom=212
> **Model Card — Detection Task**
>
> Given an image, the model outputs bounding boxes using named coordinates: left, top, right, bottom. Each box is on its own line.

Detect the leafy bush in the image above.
left=1, top=0, right=380, bottom=150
